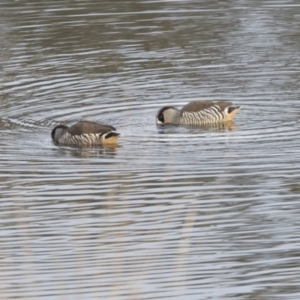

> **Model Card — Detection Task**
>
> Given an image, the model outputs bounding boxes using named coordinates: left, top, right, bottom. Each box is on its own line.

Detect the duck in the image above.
left=51, top=121, right=120, bottom=146
left=156, top=100, right=241, bottom=126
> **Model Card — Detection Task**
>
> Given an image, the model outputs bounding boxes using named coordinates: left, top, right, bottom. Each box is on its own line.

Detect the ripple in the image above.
left=1, top=0, right=300, bottom=299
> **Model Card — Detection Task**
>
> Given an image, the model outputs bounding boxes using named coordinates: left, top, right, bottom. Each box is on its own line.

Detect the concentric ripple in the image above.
left=1, top=0, right=300, bottom=299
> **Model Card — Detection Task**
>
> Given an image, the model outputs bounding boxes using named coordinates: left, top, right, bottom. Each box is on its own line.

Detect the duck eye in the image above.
left=158, top=113, right=164, bottom=122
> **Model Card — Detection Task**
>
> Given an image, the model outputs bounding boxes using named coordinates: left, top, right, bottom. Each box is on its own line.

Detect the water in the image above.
left=1, top=0, right=300, bottom=299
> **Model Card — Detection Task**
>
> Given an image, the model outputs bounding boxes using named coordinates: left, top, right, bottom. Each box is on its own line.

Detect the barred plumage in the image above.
left=156, top=100, right=241, bottom=126
left=51, top=121, right=120, bottom=147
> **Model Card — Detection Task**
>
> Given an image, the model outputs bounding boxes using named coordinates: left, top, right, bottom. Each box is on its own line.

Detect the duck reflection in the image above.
left=56, top=144, right=120, bottom=159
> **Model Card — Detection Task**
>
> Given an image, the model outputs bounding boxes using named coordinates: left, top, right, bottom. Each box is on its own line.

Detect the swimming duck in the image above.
left=51, top=121, right=120, bottom=146
left=156, top=100, right=241, bottom=126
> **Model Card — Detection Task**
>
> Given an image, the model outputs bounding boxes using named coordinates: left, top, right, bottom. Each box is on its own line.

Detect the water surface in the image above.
left=1, top=0, right=300, bottom=299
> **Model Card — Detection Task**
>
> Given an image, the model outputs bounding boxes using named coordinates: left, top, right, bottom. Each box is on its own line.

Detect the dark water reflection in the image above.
left=1, top=0, right=300, bottom=299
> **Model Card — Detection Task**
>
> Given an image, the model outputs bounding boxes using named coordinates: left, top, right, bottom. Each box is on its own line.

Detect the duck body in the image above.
left=156, top=100, right=241, bottom=126
left=51, top=121, right=120, bottom=146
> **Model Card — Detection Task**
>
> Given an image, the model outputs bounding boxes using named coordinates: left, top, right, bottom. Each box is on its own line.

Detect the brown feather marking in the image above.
left=180, top=100, right=233, bottom=114
left=67, top=121, right=116, bottom=135
left=215, top=101, right=233, bottom=111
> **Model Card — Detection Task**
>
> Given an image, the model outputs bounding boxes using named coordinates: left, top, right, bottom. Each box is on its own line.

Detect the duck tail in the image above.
left=226, top=106, right=241, bottom=121
left=102, top=132, right=120, bottom=145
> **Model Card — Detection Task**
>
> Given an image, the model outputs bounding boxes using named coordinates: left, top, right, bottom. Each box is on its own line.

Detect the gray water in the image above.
left=1, top=0, right=300, bottom=299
